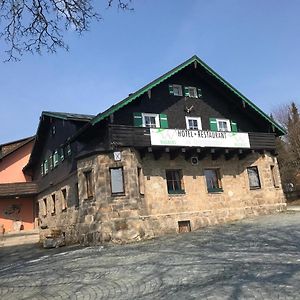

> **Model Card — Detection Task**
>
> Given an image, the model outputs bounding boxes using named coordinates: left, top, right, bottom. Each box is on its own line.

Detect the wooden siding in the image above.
left=112, top=64, right=275, bottom=134
left=109, top=125, right=276, bottom=150
left=0, top=182, right=37, bottom=198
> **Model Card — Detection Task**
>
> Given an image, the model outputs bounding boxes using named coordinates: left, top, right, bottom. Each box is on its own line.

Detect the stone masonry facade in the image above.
left=37, top=147, right=286, bottom=245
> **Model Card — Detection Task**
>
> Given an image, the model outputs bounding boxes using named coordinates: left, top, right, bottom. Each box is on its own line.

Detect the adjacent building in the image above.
left=0, top=136, right=37, bottom=232
left=23, top=56, right=286, bottom=244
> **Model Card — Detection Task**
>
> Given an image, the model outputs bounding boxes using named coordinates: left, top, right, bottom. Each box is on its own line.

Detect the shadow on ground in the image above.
left=0, top=212, right=300, bottom=299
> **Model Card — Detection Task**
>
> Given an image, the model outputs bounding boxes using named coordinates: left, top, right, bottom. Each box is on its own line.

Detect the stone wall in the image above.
left=37, top=148, right=286, bottom=245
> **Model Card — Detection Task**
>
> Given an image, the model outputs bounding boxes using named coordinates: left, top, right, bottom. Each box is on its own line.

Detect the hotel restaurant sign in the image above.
left=150, top=128, right=250, bottom=148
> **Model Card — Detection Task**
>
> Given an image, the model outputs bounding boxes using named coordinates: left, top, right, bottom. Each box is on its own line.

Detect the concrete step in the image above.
left=0, top=230, right=40, bottom=247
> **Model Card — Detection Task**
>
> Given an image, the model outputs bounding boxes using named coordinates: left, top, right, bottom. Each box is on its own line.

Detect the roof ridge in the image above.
left=89, top=55, right=286, bottom=135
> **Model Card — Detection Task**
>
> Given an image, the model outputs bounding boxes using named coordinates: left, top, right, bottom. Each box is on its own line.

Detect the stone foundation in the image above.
left=37, top=148, right=286, bottom=245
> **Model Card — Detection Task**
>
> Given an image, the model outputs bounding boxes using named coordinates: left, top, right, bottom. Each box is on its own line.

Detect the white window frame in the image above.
left=187, top=87, right=198, bottom=98
left=142, top=113, right=160, bottom=128
left=185, top=116, right=202, bottom=130
left=173, top=84, right=183, bottom=96
left=216, top=118, right=231, bottom=132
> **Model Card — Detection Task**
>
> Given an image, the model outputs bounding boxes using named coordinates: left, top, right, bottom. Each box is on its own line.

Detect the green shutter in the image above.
left=133, top=112, right=143, bottom=127
left=209, top=118, right=218, bottom=131
left=168, top=84, right=174, bottom=95
left=197, top=88, right=202, bottom=98
left=159, top=114, right=169, bottom=128
left=231, top=120, right=238, bottom=132
left=184, top=86, right=189, bottom=97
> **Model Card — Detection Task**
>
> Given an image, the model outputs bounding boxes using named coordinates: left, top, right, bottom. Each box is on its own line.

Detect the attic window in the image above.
left=184, top=86, right=202, bottom=98
left=168, top=84, right=182, bottom=96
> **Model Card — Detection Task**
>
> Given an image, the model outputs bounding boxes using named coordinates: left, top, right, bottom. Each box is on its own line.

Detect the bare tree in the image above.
left=0, top=0, right=132, bottom=61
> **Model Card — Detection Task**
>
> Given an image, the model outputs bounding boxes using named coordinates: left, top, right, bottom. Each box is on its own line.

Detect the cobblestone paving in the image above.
left=1, top=211, right=300, bottom=299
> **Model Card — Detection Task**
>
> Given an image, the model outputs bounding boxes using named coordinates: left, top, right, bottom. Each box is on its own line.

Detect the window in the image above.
left=134, top=113, right=168, bottom=128
left=185, top=117, right=202, bottom=130
left=166, top=170, right=185, bottom=194
left=169, top=84, right=183, bottom=96
left=49, top=155, right=53, bottom=170
left=84, top=170, right=94, bottom=199
left=51, top=194, right=56, bottom=215
left=216, top=119, right=231, bottom=132
left=60, top=148, right=65, bottom=162
left=61, top=188, right=67, bottom=211
left=40, top=198, right=47, bottom=216
left=204, top=169, right=223, bottom=193
left=173, top=84, right=183, bottom=96
left=51, top=125, right=56, bottom=136
left=53, top=150, right=59, bottom=167
left=137, top=167, right=144, bottom=195
left=270, top=165, right=279, bottom=188
left=66, top=144, right=72, bottom=156
left=110, top=167, right=125, bottom=195
left=184, top=86, right=200, bottom=98
left=74, top=183, right=79, bottom=208
left=247, top=166, right=261, bottom=189
left=43, top=159, right=49, bottom=175
left=142, top=113, right=160, bottom=128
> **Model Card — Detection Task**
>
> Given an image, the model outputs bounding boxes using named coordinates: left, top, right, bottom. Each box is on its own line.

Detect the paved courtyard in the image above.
left=1, top=211, right=300, bottom=299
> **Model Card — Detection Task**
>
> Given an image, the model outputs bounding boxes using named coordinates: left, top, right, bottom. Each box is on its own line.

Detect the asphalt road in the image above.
left=1, top=211, right=300, bottom=299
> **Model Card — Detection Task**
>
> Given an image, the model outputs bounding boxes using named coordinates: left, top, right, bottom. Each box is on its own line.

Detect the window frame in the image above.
left=166, top=169, right=185, bottom=194
left=247, top=166, right=261, bottom=190
left=110, top=167, right=125, bottom=196
left=216, top=118, right=231, bottom=132
left=61, top=188, right=67, bottom=211
left=185, top=86, right=198, bottom=98
left=172, top=84, right=183, bottom=96
left=204, top=168, right=223, bottom=193
left=142, top=113, right=160, bottom=128
left=84, top=170, right=94, bottom=199
left=185, top=116, right=202, bottom=130
left=270, top=165, right=280, bottom=188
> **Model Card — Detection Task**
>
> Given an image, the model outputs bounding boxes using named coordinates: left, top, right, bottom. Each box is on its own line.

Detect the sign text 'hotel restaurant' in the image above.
left=150, top=128, right=250, bottom=148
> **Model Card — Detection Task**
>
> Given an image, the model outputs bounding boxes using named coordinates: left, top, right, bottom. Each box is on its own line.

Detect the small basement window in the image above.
left=178, top=220, right=191, bottom=233
left=247, top=166, right=261, bottom=189
left=166, top=169, right=185, bottom=194
left=61, top=188, right=67, bottom=211
left=204, top=169, right=223, bottom=193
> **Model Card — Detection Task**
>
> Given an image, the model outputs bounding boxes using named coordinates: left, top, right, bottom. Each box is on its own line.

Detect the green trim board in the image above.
left=90, top=55, right=286, bottom=135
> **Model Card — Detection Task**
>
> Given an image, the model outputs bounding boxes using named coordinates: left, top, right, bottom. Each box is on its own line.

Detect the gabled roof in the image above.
left=90, top=55, right=286, bottom=135
left=24, top=111, right=94, bottom=172
left=0, top=136, right=35, bottom=160
left=42, top=111, right=95, bottom=122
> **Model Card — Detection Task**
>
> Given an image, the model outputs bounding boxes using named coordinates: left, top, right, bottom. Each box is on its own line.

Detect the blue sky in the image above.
left=1, top=0, right=299, bottom=144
